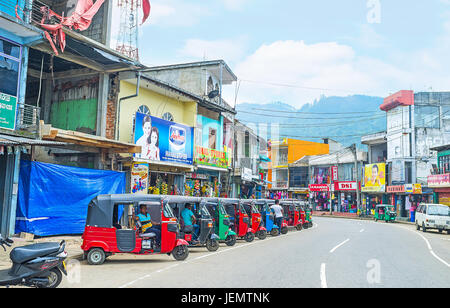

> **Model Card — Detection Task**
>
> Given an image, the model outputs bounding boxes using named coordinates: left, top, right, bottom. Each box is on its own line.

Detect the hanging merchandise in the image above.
left=194, top=180, right=200, bottom=197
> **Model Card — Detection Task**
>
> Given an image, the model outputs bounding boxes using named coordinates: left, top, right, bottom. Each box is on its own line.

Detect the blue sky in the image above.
left=112, top=0, right=450, bottom=108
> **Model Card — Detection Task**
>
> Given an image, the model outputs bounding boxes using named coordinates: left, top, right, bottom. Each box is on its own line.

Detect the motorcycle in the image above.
left=0, top=236, right=67, bottom=288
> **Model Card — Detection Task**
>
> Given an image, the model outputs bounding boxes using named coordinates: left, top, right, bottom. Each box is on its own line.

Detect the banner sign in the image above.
left=331, top=166, right=338, bottom=182
left=334, top=181, right=357, bottom=191
left=387, top=185, right=405, bottom=193
left=387, top=184, right=423, bottom=194
left=362, top=163, right=386, bottom=192
left=131, top=162, right=149, bottom=194
left=0, top=92, right=17, bottom=130
left=134, top=112, right=194, bottom=165
left=428, top=174, right=450, bottom=188
left=309, top=184, right=330, bottom=192
left=195, top=146, right=228, bottom=169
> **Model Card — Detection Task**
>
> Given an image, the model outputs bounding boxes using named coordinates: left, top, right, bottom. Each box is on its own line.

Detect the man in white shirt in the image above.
left=270, top=199, right=284, bottom=234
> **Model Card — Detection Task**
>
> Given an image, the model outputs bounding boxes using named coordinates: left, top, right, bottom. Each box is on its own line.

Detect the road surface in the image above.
left=60, top=217, right=450, bottom=288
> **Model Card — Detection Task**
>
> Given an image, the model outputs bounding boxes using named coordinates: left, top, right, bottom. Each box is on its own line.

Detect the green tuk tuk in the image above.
left=203, top=198, right=238, bottom=246
left=374, top=204, right=396, bottom=222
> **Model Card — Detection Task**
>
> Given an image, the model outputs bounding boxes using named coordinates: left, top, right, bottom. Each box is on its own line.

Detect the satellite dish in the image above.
left=208, top=90, right=220, bottom=99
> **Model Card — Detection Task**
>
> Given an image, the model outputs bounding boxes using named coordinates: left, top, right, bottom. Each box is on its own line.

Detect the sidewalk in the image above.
left=0, top=235, right=84, bottom=270
left=312, top=212, right=415, bottom=225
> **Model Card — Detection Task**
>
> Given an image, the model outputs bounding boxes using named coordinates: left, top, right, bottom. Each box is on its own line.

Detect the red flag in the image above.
left=142, top=0, right=151, bottom=24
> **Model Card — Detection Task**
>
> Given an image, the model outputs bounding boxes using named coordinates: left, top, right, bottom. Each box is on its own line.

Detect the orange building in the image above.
left=268, top=138, right=330, bottom=195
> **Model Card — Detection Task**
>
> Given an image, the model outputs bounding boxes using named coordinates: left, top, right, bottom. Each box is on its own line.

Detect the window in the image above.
left=137, top=105, right=151, bottom=115
left=244, top=131, right=250, bottom=158
left=162, top=112, right=174, bottom=122
left=442, top=105, right=450, bottom=132
left=415, top=105, right=440, bottom=128
left=0, top=38, right=21, bottom=97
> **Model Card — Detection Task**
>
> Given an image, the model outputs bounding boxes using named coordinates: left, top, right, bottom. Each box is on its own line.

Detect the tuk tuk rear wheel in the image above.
left=244, top=232, right=255, bottom=242
left=296, top=224, right=303, bottom=231
left=270, top=229, right=279, bottom=236
left=225, top=235, right=237, bottom=246
left=206, top=239, right=219, bottom=252
left=173, top=245, right=189, bottom=261
left=281, top=227, right=288, bottom=235
left=257, top=230, right=267, bottom=240
left=87, top=248, right=106, bottom=265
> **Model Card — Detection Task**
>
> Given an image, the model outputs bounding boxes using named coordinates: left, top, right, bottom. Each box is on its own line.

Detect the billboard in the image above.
left=131, top=162, right=149, bottom=194
left=362, top=163, right=386, bottom=192
left=195, top=146, right=228, bottom=169
left=134, top=112, right=194, bottom=165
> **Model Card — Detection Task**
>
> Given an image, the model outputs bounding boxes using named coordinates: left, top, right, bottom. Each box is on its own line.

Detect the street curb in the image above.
left=312, top=214, right=415, bottom=225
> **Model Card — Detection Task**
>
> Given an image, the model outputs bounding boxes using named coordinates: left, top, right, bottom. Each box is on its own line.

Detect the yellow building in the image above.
left=268, top=138, right=330, bottom=192
left=116, top=74, right=203, bottom=194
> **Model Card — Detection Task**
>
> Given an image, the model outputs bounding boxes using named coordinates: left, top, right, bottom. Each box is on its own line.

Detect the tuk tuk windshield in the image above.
left=219, top=204, right=227, bottom=216
left=251, top=204, right=259, bottom=213
left=164, top=203, right=175, bottom=218
left=200, top=204, right=211, bottom=218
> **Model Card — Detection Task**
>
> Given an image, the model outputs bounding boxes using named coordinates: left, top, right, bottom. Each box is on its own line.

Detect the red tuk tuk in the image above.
left=81, top=194, right=189, bottom=265
left=280, top=200, right=302, bottom=231
left=220, top=199, right=255, bottom=242
left=242, top=200, right=267, bottom=240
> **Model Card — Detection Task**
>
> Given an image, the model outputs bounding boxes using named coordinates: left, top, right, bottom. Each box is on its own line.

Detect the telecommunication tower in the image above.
left=115, top=0, right=140, bottom=60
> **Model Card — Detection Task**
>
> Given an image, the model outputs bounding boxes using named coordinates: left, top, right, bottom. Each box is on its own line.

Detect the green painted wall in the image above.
left=50, top=99, right=97, bottom=134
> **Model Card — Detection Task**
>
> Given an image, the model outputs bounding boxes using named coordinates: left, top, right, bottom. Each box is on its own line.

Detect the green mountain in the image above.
left=235, top=95, right=386, bottom=148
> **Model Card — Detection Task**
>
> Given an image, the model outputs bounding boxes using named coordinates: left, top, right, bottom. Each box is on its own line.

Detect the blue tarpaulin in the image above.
left=16, top=160, right=126, bottom=236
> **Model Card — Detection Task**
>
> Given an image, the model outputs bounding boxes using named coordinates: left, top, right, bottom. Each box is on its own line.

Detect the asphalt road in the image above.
left=60, top=217, right=450, bottom=288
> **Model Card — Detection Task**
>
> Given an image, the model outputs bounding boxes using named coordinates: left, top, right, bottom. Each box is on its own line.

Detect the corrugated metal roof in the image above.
left=0, top=135, right=68, bottom=146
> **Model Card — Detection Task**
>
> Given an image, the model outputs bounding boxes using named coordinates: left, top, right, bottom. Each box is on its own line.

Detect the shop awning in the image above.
left=259, top=155, right=271, bottom=162
left=40, top=121, right=141, bottom=153
left=196, top=165, right=230, bottom=173
left=0, top=134, right=68, bottom=147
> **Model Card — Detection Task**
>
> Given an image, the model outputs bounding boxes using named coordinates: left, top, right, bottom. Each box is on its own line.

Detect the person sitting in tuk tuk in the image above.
left=181, top=204, right=199, bottom=241
left=136, top=205, right=161, bottom=247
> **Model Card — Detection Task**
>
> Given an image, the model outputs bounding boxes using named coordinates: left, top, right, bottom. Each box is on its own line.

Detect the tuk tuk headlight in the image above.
left=208, top=222, right=213, bottom=228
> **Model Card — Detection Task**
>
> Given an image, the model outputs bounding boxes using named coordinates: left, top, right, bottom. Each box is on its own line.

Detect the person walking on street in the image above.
left=271, top=199, right=284, bottom=234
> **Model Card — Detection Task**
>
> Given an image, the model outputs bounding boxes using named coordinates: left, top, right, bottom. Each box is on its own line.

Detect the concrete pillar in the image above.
left=96, top=74, right=109, bottom=138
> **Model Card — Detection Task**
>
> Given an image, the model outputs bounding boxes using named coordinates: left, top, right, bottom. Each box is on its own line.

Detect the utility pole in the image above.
left=351, top=144, right=361, bottom=215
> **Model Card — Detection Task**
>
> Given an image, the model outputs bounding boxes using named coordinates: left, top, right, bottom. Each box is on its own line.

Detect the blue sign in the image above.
left=134, top=112, right=194, bottom=165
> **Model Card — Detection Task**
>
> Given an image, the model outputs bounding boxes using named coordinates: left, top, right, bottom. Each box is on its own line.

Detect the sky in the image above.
left=111, top=0, right=450, bottom=109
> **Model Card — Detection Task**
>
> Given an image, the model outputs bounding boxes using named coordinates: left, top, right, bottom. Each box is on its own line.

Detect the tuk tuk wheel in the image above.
left=295, top=224, right=303, bottom=231
left=281, top=227, right=288, bottom=235
left=206, top=239, right=220, bottom=252
left=87, top=248, right=106, bottom=265
left=270, top=229, right=279, bottom=236
left=257, top=230, right=267, bottom=240
left=225, top=235, right=237, bottom=246
left=172, top=245, right=189, bottom=261
left=244, top=232, right=255, bottom=242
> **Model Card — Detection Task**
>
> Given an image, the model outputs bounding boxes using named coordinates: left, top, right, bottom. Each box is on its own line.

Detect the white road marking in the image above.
left=360, top=229, right=364, bottom=233
left=320, top=263, right=327, bottom=288
left=119, top=223, right=319, bottom=288
left=329, top=239, right=350, bottom=253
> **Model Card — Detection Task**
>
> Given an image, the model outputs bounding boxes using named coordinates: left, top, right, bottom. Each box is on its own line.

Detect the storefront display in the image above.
left=185, top=172, right=221, bottom=197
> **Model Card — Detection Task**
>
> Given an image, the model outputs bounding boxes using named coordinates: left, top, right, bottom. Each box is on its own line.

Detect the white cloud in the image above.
left=222, top=0, right=250, bottom=11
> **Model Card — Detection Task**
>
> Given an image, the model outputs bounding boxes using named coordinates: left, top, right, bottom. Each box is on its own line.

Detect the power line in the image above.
left=245, top=107, right=382, bottom=115
left=236, top=110, right=386, bottom=120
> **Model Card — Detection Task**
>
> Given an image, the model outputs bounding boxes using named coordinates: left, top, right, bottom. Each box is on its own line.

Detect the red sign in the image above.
left=309, top=184, right=330, bottom=192
left=428, top=174, right=450, bottom=188
left=334, top=181, right=357, bottom=191
left=331, top=166, right=338, bottom=182
left=387, top=185, right=405, bottom=193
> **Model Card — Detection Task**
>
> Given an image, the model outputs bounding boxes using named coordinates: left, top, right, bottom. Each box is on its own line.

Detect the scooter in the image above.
left=0, top=236, right=67, bottom=288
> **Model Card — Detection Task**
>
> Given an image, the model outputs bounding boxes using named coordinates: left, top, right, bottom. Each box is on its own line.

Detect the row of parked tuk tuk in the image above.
left=81, top=195, right=313, bottom=265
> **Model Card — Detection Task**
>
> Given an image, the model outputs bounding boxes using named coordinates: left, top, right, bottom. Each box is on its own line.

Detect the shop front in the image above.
left=386, top=184, right=428, bottom=218
left=192, top=146, right=229, bottom=197
left=131, top=112, right=195, bottom=196
left=428, top=174, right=450, bottom=206
left=309, top=184, right=330, bottom=211
left=334, top=181, right=358, bottom=213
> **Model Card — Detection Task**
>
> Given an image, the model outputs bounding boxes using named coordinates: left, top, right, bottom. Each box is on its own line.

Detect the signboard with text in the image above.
left=195, top=146, right=228, bottom=169
left=428, top=174, right=450, bottom=188
left=362, top=163, right=386, bottom=192
left=0, top=92, right=17, bottom=130
left=309, top=184, right=330, bottom=192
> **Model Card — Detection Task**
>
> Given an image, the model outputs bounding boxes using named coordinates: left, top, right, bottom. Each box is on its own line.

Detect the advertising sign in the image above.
left=241, top=167, right=253, bottom=182
left=131, top=162, right=149, bottom=194
left=309, top=184, right=330, bottom=192
left=428, top=174, right=450, bottom=188
left=312, top=167, right=330, bottom=185
left=334, top=181, right=357, bottom=191
left=134, top=112, right=194, bottom=165
left=362, top=163, right=386, bottom=192
left=0, top=92, right=17, bottom=130
left=195, top=146, right=228, bottom=169
left=331, top=166, right=338, bottom=182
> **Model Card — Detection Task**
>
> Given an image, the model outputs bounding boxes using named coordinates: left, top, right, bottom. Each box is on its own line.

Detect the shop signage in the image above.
left=387, top=184, right=423, bottom=194
left=241, top=167, right=253, bottom=182
left=309, top=184, right=330, bottom=192
left=131, top=162, right=149, bottom=194
left=195, top=146, right=228, bottom=169
left=428, top=174, right=450, bottom=188
left=334, top=181, right=357, bottom=191
left=186, top=172, right=209, bottom=180
left=362, top=163, right=386, bottom=192
left=0, top=92, right=18, bottom=130
left=331, top=166, right=338, bottom=182
left=134, top=112, right=194, bottom=165
left=387, top=185, right=405, bottom=193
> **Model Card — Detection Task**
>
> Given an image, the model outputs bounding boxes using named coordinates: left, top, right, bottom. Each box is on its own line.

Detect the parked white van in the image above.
left=415, top=203, right=450, bottom=234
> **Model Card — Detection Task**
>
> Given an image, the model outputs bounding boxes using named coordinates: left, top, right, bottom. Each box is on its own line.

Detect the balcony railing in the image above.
left=0, top=0, right=32, bottom=22
left=16, top=103, right=40, bottom=133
